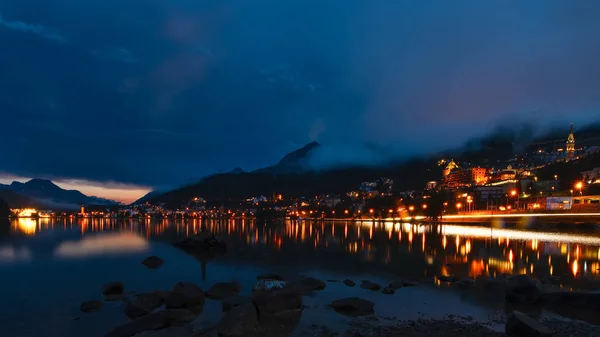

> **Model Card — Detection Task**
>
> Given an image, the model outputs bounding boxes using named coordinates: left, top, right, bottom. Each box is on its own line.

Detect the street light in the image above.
left=575, top=181, right=584, bottom=195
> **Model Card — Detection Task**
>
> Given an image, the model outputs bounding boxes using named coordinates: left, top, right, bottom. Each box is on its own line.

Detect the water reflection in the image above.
left=3, top=218, right=600, bottom=288
left=54, top=232, right=150, bottom=259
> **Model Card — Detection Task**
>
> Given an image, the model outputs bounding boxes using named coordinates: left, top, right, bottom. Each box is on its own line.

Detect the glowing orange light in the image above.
left=456, top=203, right=462, bottom=209
left=422, top=204, right=428, bottom=209
left=510, top=190, right=517, bottom=196
left=369, top=209, right=374, bottom=213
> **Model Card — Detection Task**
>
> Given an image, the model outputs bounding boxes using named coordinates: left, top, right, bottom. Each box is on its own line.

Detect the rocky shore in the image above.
left=76, top=232, right=599, bottom=337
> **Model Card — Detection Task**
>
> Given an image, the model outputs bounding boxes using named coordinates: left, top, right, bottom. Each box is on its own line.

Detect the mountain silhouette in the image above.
left=253, top=141, right=320, bottom=174
left=0, top=179, right=117, bottom=209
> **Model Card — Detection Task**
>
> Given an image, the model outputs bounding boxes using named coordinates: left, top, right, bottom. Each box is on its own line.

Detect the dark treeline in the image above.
left=0, top=199, right=9, bottom=218
left=151, top=158, right=442, bottom=208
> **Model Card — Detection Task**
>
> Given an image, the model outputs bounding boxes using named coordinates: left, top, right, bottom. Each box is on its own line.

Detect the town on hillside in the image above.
left=8, top=123, right=600, bottom=220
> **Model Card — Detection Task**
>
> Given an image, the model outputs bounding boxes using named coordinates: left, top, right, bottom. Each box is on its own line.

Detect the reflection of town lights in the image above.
left=509, top=249, right=514, bottom=263
left=572, top=260, right=579, bottom=276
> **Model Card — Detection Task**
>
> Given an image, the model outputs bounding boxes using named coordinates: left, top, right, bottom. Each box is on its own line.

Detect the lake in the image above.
left=1, top=217, right=599, bottom=336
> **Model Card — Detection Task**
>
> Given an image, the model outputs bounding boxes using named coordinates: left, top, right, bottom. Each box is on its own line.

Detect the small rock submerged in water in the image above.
left=331, top=297, right=375, bottom=317
left=206, top=280, right=242, bottom=300
left=124, top=292, right=165, bottom=319
left=141, top=256, right=164, bottom=270
left=360, top=280, right=381, bottom=291
left=165, top=282, right=205, bottom=309
left=103, top=282, right=124, bottom=296
left=343, top=279, right=356, bottom=287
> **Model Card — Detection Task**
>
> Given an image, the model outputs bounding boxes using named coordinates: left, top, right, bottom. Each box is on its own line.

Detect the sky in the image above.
left=1, top=0, right=600, bottom=203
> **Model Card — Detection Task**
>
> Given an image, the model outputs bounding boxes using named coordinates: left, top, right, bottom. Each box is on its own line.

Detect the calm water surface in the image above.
left=1, top=217, right=599, bottom=337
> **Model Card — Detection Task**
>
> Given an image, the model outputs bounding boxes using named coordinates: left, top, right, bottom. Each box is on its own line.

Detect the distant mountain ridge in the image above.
left=253, top=141, right=320, bottom=174
left=0, top=179, right=118, bottom=210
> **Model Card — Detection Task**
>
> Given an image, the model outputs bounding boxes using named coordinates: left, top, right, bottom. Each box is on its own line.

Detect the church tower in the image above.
left=566, top=123, right=575, bottom=162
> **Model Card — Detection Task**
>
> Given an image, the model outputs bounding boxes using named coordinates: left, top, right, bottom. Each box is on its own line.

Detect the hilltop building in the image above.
left=566, top=123, right=575, bottom=162
left=445, top=167, right=488, bottom=188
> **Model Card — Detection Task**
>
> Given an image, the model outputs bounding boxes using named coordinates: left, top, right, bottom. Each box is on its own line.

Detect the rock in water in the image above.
left=288, top=276, right=327, bottom=294
left=216, top=303, right=258, bottom=337
left=124, top=292, right=165, bottom=319
left=331, top=297, right=375, bottom=317
left=252, top=288, right=302, bottom=316
left=253, top=279, right=287, bottom=292
left=360, top=280, right=381, bottom=291
left=105, top=312, right=169, bottom=337
left=505, top=275, right=541, bottom=304
left=456, top=279, right=476, bottom=289
left=381, top=287, right=395, bottom=295
left=505, top=311, right=552, bottom=336
left=103, top=282, right=124, bottom=296
left=165, top=282, right=205, bottom=309
left=81, top=300, right=103, bottom=313
left=206, top=281, right=242, bottom=300
left=343, top=279, right=356, bottom=287
left=141, top=256, right=164, bottom=270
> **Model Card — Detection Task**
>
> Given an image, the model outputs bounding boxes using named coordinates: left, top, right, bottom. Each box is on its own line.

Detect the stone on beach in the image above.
left=388, top=280, right=404, bottom=289
left=505, top=275, right=541, bottom=304
left=165, top=282, right=205, bottom=309
left=343, top=279, right=356, bottom=287
left=505, top=311, right=552, bottom=337
left=360, top=280, right=381, bottom=291
left=222, top=295, right=252, bottom=312
left=287, top=276, right=326, bottom=294
left=173, top=232, right=227, bottom=254
left=163, top=308, right=198, bottom=325
left=206, top=281, right=242, bottom=300
left=141, top=256, right=164, bottom=270
left=105, top=312, right=169, bottom=337
left=456, top=279, right=476, bottom=289
left=103, top=282, right=125, bottom=296
left=80, top=300, right=103, bottom=313
left=252, top=287, right=303, bottom=317
left=331, top=297, right=375, bottom=317
left=216, top=303, right=259, bottom=337
left=124, top=292, right=165, bottom=319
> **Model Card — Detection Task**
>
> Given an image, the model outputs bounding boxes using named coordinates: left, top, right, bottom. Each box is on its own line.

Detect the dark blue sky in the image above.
left=1, top=0, right=600, bottom=198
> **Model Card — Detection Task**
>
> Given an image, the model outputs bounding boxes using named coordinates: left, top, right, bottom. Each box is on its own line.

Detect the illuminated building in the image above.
left=80, top=205, right=85, bottom=215
left=566, top=123, right=575, bottom=162
left=442, top=159, right=459, bottom=177
left=581, top=167, right=600, bottom=182
left=445, top=167, right=488, bottom=188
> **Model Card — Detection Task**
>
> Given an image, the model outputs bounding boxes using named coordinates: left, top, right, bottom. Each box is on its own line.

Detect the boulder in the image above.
left=505, top=275, right=541, bottom=304
left=81, top=300, right=103, bottom=313
left=163, top=309, right=197, bottom=325
left=173, top=232, right=227, bottom=255
left=124, top=292, right=165, bottom=319
left=476, top=276, right=505, bottom=291
left=381, top=287, right=395, bottom=295
left=252, top=288, right=302, bottom=317
left=206, top=281, right=242, bottom=300
left=141, top=256, right=164, bottom=270
left=253, top=279, right=287, bottom=292
left=343, top=279, right=356, bottom=287
left=360, top=280, right=381, bottom=291
left=105, top=312, right=169, bottom=337
left=505, top=311, right=552, bottom=336
left=216, top=303, right=259, bottom=337
left=103, top=282, right=124, bottom=296
left=331, top=297, right=375, bottom=317
left=222, top=295, right=252, bottom=312
left=288, top=276, right=326, bottom=294
left=165, top=282, right=205, bottom=309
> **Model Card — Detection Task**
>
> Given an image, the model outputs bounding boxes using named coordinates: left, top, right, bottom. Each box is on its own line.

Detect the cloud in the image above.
left=0, top=14, right=65, bottom=42
left=0, top=245, right=31, bottom=264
